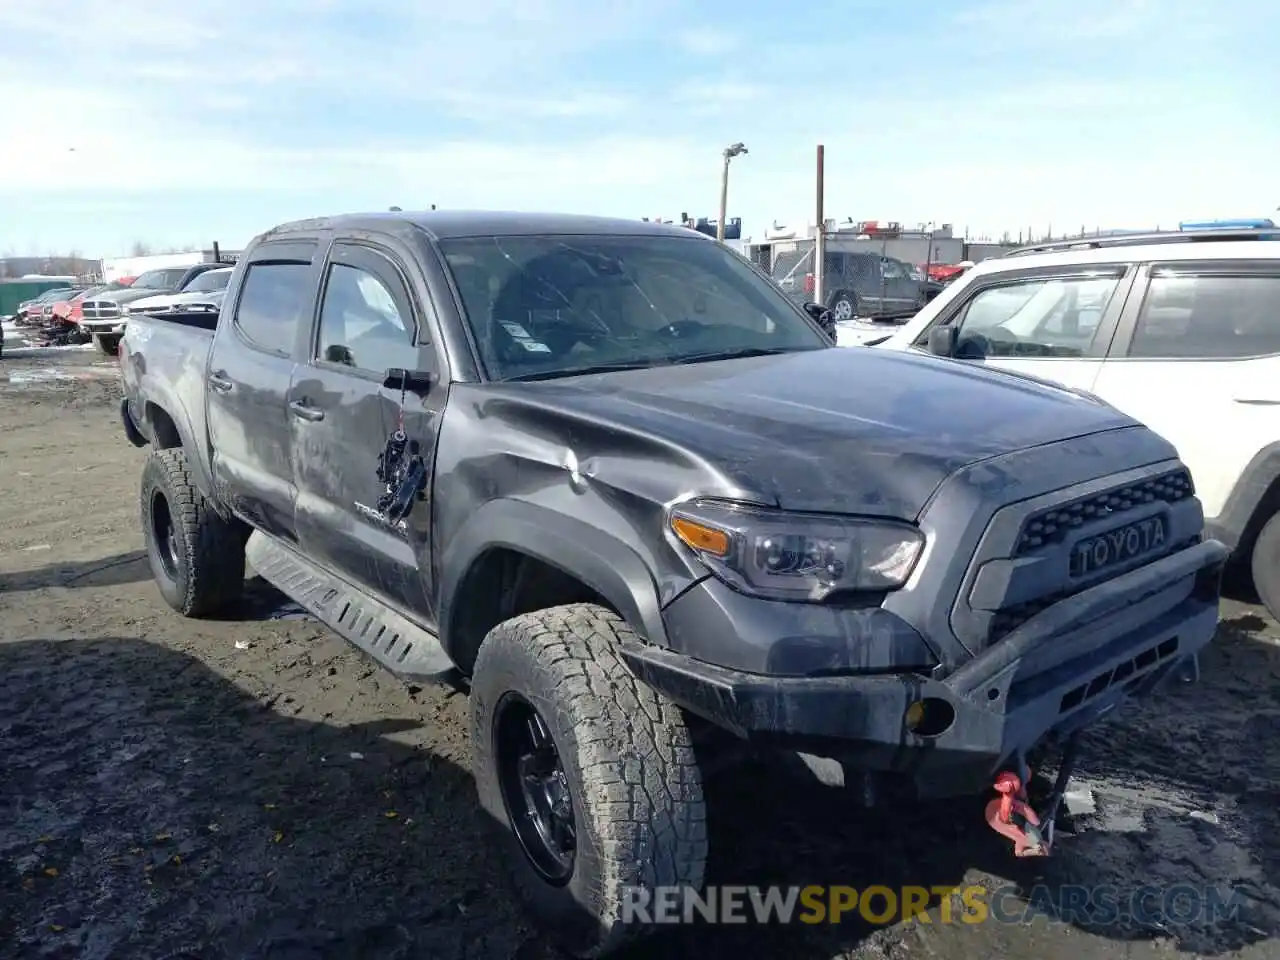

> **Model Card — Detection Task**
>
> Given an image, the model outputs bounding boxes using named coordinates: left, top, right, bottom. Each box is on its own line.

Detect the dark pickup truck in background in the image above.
left=79, top=261, right=231, bottom=355
left=120, top=210, right=1227, bottom=957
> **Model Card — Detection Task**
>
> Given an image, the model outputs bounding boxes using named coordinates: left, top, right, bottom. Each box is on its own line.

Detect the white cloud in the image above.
left=674, top=27, right=739, bottom=56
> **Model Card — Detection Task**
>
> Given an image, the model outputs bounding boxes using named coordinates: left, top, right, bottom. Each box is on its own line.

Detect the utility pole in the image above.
left=718, top=142, right=748, bottom=241
left=814, top=144, right=826, bottom=304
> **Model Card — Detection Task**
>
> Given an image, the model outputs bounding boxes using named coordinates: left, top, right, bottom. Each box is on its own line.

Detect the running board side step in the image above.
left=245, top=531, right=454, bottom=679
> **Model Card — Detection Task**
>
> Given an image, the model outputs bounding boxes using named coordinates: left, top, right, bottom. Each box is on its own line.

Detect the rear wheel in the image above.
left=1251, top=511, right=1280, bottom=624
left=471, top=604, right=708, bottom=957
left=141, top=448, right=246, bottom=617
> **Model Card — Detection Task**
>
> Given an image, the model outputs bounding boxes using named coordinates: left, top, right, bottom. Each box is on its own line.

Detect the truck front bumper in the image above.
left=620, top=539, right=1228, bottom=799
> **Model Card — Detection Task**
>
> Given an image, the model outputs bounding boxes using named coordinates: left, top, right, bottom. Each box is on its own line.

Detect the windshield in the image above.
left=439, top=234, right=828, bottom=381
left=132, top=268, right=188, bottom=290
left=186, top=269, right=231, bottom=292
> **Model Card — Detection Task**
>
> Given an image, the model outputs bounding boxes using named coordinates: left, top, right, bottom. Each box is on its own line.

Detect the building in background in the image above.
left=100, top=247, right=242, bottom=283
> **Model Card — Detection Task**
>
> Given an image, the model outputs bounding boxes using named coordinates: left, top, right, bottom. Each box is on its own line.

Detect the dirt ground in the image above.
left=2, top=333, right=1279, bottom=960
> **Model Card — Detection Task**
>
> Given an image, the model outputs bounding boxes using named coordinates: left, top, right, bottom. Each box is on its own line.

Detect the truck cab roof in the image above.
left=259, top=210, right=708, bottom=243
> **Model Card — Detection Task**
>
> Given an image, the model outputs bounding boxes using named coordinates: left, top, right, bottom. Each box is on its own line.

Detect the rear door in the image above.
left=289, top=239, right=447, bottom=620
left=206, top=240, right=321, bottom=543
left=907, top=263, right=1137, bottom=392
left=1090, top=260, right=1280, bottom=523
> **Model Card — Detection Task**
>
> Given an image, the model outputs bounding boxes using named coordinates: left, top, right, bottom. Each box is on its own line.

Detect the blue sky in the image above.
left=1, top=0, right=1276, bottom=257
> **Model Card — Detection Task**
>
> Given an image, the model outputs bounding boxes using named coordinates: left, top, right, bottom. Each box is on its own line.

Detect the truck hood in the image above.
left=502, top=347, right=1143, bottom=519
left=94, top=287, right=172, bottom=305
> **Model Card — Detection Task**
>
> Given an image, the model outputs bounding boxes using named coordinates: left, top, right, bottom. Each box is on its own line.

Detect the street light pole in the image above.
left=718, top=142, right=747, bottom=242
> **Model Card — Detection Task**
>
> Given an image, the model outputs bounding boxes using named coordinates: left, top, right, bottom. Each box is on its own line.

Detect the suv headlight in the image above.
left=668, top=499, right=924, bottom=602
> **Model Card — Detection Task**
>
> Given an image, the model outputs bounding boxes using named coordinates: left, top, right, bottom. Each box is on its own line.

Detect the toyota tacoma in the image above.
left=119, top=211, right=1227, bottom=956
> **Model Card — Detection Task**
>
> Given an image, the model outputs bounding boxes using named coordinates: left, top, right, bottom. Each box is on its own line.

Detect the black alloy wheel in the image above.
left=494, top=691, right=577, bottom=884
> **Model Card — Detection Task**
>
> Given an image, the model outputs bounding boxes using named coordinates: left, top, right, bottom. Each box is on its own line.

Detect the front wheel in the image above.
left=93, top=332, right=121, bottom=356
left=1251, top=510, right=1280, bottom=625
left=140, top=448, right=247, bottom=617
left=470, top=604, right=708, bottom=957
left=829, top=291, right=857, bottom=321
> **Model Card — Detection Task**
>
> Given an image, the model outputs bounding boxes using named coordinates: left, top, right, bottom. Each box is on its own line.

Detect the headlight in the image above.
left=119, top=305, right=131, bottom=315
left=668, top=499, right=924, bottom=602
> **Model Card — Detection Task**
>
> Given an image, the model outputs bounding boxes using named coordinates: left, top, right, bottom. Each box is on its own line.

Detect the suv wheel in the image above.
left=830, top=291, right=857, bottom=321
left=1251, top=511, right=1280, bottom=625
left=470, top=603, right=708, bottom=957
left=140, top=448, right=246, bottom=617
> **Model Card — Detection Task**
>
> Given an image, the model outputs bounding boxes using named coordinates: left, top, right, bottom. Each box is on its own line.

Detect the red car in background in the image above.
left=922, top=261, right=975, bottom=285
left=55, top=285, right=110, bottom=322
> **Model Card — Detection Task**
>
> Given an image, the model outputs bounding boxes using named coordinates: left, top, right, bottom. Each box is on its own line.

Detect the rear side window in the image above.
left=1128, top=272, right=1280, bottom=359
left=234, top=262, right=312, bottom=356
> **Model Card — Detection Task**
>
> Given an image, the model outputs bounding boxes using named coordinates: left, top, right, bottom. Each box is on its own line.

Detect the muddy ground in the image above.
left=1, top=331, right=1278, bottom=960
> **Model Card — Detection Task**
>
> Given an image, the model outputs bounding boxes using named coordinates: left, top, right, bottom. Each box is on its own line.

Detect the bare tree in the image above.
left=129, top=240, right=153, bottom=257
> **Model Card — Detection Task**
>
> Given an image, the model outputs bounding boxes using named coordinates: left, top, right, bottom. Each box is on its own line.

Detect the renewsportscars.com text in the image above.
left=620, top=883, right=1248, bottom=927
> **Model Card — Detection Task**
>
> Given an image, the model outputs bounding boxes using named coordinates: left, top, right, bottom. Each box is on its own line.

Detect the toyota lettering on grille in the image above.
left=1070, top=516, right=1167, bottom=577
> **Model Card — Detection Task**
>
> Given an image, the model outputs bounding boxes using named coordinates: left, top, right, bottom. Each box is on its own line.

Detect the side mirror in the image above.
left=325, top=344, right=355, bottom=366
left=927, top=325, right=958, bottom=357
left=802, top=301, right=837, bottom=340
left=383, top=368, right=436, bottom=395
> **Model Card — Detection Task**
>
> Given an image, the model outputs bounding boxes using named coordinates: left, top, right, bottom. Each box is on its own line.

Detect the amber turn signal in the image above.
left=671, top=516, right=730, bottom=556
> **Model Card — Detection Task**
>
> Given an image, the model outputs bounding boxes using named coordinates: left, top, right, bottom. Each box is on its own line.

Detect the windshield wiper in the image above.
left=503, top=360, right=661, bottom=382
left=668, top=346, right=797, bottom=365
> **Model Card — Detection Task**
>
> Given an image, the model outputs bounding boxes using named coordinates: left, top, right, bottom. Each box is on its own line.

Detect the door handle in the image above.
left=289, top=399, right=325, bottom=422
left=208, top=371, right=233, bottom=392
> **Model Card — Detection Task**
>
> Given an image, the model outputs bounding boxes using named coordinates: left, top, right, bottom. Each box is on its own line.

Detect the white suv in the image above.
left=871, top=227, right=1280, bottom=623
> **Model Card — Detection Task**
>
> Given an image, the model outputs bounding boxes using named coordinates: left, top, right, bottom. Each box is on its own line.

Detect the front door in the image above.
left=288, top=241, right=445, bottom=622
left=879, top=257, right=918, bottom=315
left=910, top=265, right=1136, bottom=393
left=206, top=241, right=320, bottom=542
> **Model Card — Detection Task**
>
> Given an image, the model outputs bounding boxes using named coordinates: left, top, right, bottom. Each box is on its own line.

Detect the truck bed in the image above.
left=120, top=314, right=217, bottom=481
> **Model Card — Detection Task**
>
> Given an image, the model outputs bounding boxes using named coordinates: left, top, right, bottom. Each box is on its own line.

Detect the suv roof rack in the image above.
left=1003, top=226, right=1280, bottom=257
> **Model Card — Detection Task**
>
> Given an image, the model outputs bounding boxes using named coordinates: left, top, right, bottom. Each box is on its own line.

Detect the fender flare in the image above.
left=140, top=394, right=218, bottom=503
left=438, top=499, right=669, bottom=661
left=1206, top=441, right=1280, bottom=553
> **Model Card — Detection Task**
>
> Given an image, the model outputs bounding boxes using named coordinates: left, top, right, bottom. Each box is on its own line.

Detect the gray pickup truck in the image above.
left=120, top=210, right=1227, bottom=956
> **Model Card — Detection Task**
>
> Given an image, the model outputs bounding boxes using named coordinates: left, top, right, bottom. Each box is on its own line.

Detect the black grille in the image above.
left=1058, top=635, right=1180, bottom=714
left=1013, top=469, right=1193, bottom=557
left=989, top=535, right=1199, bottom=641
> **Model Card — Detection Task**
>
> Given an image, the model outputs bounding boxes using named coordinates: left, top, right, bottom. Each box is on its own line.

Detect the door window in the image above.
left=947, top=274, right=1123, bottom=358
left=233, top=262, right=313, bottom=355
left=1127, top=272, right=1280, bottom=359
left=316, top=262, right=418, bottom=375
left=880, top=258, right=907, bottom=280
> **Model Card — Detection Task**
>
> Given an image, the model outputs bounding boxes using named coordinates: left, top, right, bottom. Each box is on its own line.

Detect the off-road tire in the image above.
left=140, top=448, right=246, bottom=617
left=470, top=603, right=708, bottom=958
left=1251, top=510, right=1280, bottom=625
